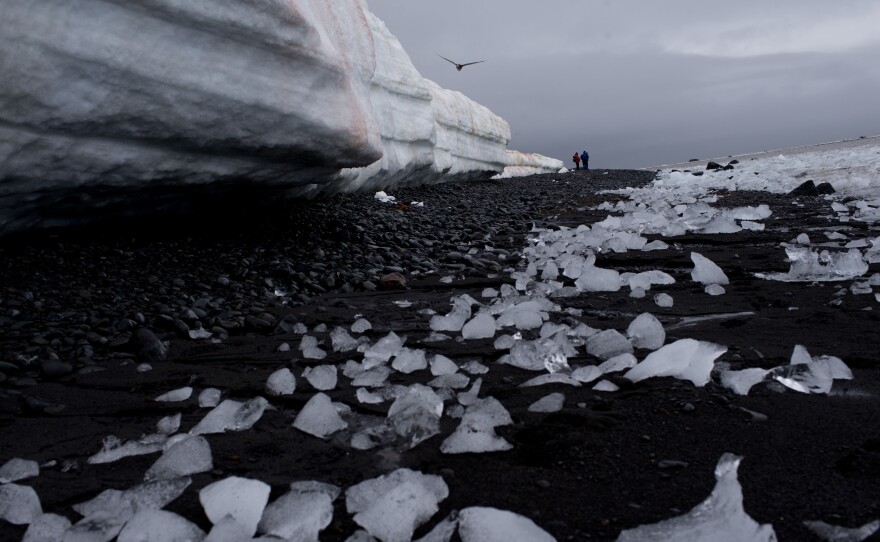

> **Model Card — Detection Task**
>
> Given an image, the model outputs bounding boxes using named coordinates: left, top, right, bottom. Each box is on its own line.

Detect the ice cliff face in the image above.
left=494, top=151, right=565, bottom=179
left=0, top=0, right=541, bottom=233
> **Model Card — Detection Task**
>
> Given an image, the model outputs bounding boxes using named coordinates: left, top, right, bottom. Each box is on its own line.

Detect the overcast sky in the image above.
left=367, top=1, right=880, bottom=169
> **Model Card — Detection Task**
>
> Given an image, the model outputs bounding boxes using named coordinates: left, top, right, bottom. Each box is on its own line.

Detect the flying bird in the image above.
left=437, top=54, right=485, bottom=71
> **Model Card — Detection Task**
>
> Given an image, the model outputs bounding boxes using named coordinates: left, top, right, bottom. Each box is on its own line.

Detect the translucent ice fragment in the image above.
left=593, top=380, right=620, bottom=392
left=803, top=519, right=879, bottom=542
left=691, top=252, right=730, bottom=285
left=88, top=435, right=166, bottom=465
left=598, top=353, right=638, bottom=374
left=718, top=368, right=768, bottom=395
left=200, top=476, right=271, bottom=537
left=462, top=313, right=496, bottom=340
left=575, top=265, right=622, bottom=292
left=0, top=458, right=39, bottom=483
left=387, top=385, right=443, bottom=448
left=0, top=483, right=42, bottom=525
left=154, top=386, right=193, bottom=402
left=392, top=347, right=428, bottom=374
left=304, top=365, right=338, bottom=391
left=586, top=329, right=634, bottom=360
left=796, top=233, right=811, bottom=244
left=493, top=334, right=517, bottom=350
left=528, top=393, right=565, bottom=413
left=627, top=313, right=665, bottom=350
left=145, top=436, right=212, bottom=481
left=156, top=413, right=181, bottom=435
left=759, top=247, right=868, bottom=282
left=572, top=365, right=603, bottom=383
left=458, top=507, right=555, bottom=542
left=461, top=361, right=489, bottom=375
left=266, top=368, right=296, bottom=397
left=428, top=374, right=470, bottom=389
left=441, top=398, right=513, bottom=454
left=654, top=293, right=674, bottom=308
left=352, top=366, right=392, bottom=388
left=22, top=513, right=71, bottom=542
left=293, top=393, right=348, bottom=438
left=258, top=484, right=334, bottom=541
left=430, top=355, right=459, bottom=376
left=117, top=509, right=205, bottom=542
left=331, top=327, right=361, bottom=352
left=481, top=288, right=499, bottom=298
left=363, top=332, right=405, bottom=367
left=199, top=388, right=222, bottom=408
left=190, top=397, right=269, bottom=435
left=617, top=454, right=776, bottom=542
left=351, top=318, right=372, bottom=334
left=624, top=339, right=727, bottom=386
left=429, top=297, right=473, bottom=332
left=705, top=284, right=726, bottom=295
left=414, top=513, right=458, bottom=542
left=520, top=374, right=581, bottom=388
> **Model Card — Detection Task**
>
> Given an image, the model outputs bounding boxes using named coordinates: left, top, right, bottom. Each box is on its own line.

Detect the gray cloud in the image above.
left=367, top=1, right=880, bottom=169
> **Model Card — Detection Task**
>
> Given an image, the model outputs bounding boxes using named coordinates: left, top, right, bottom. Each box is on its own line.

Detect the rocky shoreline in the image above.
left=1, top=169, right=878, bottom=541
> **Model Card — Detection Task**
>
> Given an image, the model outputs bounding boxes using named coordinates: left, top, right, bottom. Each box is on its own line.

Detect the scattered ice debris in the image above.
left=769, top=345, right=853, bottom=394
left=690, top=252, right=730, bottom=285
left=496, top=299, right=552, bottom=331
left=625, top=338, right=727, bottom=387
left=803, top=518, right=880, bottom=542
left=717, top=368, right=769, bottom=396
left=617, top=454, right=776, bottom=542
left=200, top=476, right=271, bottom=537
left=156, top=413, right=181, bottom=435
left=586, top=329, right=634, bottom=361
left=374, top=191, right=396, bottom=203
left=294, top=393, right=349, bottom=438
left=266, top=367, right=297, bottom=397
left=462, top=313, right=496, bottom=339
left=626, top=313, right=665, bottom=350
left=300, top=335, right=328, bottom=360
left=593, top=380, right=620, bottom=392
left=187, top=327, right=213, bottom=340
left=154, top=386, right=193, bottom=402
left=528, top=393, right=565, bottom=413
left=145, top=435, right=212, bottom=481
left=757, top=246, right=868, bottom=282
left=0, top=458, right=39, bottom=484
left=117, top=509, right=205, bottom=542
left=441, top=397, right=513, bottom=454
left=198, top=388, right=222, bottom=408
left=0, top=483, right=42, bottom=525
left=364, top=331, right=406, bottom=368
left=304, top=365, right=338, bottom=391
left=331, top=326, right=361, bottom=352
left=190, top=397, right=269, bottom=435
left=392, top=347, right=429, bottom=374
left=458, top=506, right=555, bottom=542
left=345, top=469, right=448, bottom=542
left=258, top=482, right=336, bottom=541
left=22, top=513, right=71, bottom=542
left=654, top=293, right=674, bottom=307
left=387, top=385, right=444, bottom=448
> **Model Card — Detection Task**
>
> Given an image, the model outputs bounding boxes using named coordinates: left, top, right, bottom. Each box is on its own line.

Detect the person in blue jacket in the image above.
left=580, top=150, right=589, bottom=171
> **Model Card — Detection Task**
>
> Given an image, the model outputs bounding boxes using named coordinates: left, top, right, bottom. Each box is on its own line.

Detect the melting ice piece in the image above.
left=346, top=469, right=448, bottom=542
left=796, top=233, right=811, bottom=244
left=572, top=365, right=603, bottom=384
left=293, top=393, right=348, bottom=439
left=629, top=270, right=676, bottom=292
left=528, top=393, right=565, bottom=413
left=363, top=332, right=405, bottom=367
left=461, top=361, right=489, bottom=375
left=387, top=385, right=443, bottom=448
left=462, top=313, right=497, bottom=339
left=654, top=293, right=674, bottom=308
left=705, top=284, right=726, bottom=296
left=258, top=483, right=335, bottom=541
left=352, top=318, right=372, bottom=334
left=718, top=368, right=769, bottom=396
left=482, top=287, right=499, bottom=298
left=190, top=397, right=269, bottom=435
left=0, top=483, right=42, bottom=525
left=144, top=435, right=212, bottom=481
left=22, top=513, right=71, bottom=542
left=691, top=252, right=730, bottom=285
left=430, top=355, right=459, bottom=376
left=117, top=509, right=205, bottom=542
left=200, top=477, right=271, bottom=537
left=803, top=519, right=879, bottom=542
left=627, top=313, right=665, bottom=350
left=758, top=247, right=868, bottom=282
left=593, top=380, right=620, bottom=392
left=88, top=434, right=166, bottom=465
left=441, top=397, right=513, bottom=454
left=199, top=388, right=222, bottom=408
left=496, top=300, right=548, bottom=331
left=154, top=386, right=193, bottom=402
left=429, top=296, right=473, bottom=332
left=520, top=374, right=581, bottom=388
left=624, top=339, right=727, bottom=386
left=266, top=368, right=296, bottom=397
left=156, top=413, right=181, bottom=435
left=458, top=507, right=555, bottom=542
left=586, top=329, right=634, bottom=361
left=304, top=365, right=338, bottom=391
left=617, top=454, right=776, bottom=542
left=428, top=374, right=471, bottom=390
left=392, top=347, right=428, bottom=374
left=0, top=458, right=39, bottom=483
left=598, top=353, right=638, bottom=374
left=414, top=513, right=458, bottom=542
left=574, top=265, right=622, bottom=292
left=331, top=326, right=361, bottom=352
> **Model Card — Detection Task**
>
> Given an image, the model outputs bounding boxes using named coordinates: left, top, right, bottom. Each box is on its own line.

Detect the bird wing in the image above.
left=460, top=60, right=486, bottom=67
left=437, top=54, right=458, bottom=65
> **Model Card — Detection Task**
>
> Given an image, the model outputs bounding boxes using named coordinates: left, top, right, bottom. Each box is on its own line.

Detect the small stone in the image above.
left=40, top=360, right=73, bottom=379
left=379, top=272, right=407, bottom=290
left=536, top=479, right=551, bottom=489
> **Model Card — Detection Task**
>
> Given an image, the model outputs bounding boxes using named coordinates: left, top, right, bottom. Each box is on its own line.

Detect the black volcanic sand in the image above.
left=1, top=169, right=879, bottom=541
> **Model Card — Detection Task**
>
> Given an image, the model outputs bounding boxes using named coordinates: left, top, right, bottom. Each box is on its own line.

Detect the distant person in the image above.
left=572, top=152, right=581, bottom=170
left=581, top=150, right=589, bottom=171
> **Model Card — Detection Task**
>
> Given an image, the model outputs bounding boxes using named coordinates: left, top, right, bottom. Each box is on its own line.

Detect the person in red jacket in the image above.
left=572, top=152, right=581, bottom=170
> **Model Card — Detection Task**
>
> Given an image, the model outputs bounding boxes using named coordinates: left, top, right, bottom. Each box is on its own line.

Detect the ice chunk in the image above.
left=520, top=374, right=581, bottom=388
left=145, top=435, right=212, bottom=481
left=0, top=483, right=42, bottom=525
left=458, top=507, right=555, bottom=542
left=300, top=335, right=327, bottom=360
left=117, top=509, right=205, bottom=542
left=575, top=265, right=622, bottom=292
left=331, top=326, right=361, bottom=352
left=0, top=458, right=39, bottom=483
left=154, top=386, right=193, bottom=402
left=155, top=414, right=181, bottom=436
left=200, top=477, right=271, bottom=537
left=796, top=233, right=811, bottom=244
left=293, top=393, right=348, bottom=438
left=387, top=385, right=443, bottom=448
left=88, top=434, right=166, bottom=465
left=593, top=380, right=620, bottom=392
left=363, top=332, right=405, bottom=367
left=629, top=271, right=676, bottom=292
left=769, top=363, right=833, bottom=394
left=352, top=366, right=392, bottom=388
left=258, top=483, right=334, bottom=541
left=22, top=513, right=71, bottom=542
left=790, top=345, right=853, bottom=380
left=457, top=378, right=483, bottom=407
left=352, top=318, right=372, bottom=334
left=690, top=252, right=730, bottom=285
left=266, top=368, right=296, bottom=397
left=705, top=284, right=726, bottom=295
left=598, top=353, right=638, bottom=374
left=304, top=365, right=338, bottom=391
left=356, top=388, right=385, bottom=405
left=461, top=360, right=489, bottom=375
left=428, top=374, right=471, bottom=389
left=346, top=469, right=448, bottom=542
left=803, top=519, right=879, bottom=542
left=481, top=287, right=499, bottom=298
left=627, top=313, right=665, bottom=350
left=494, top=334, right=517, bottom=350
left=758, top=247, right=868, bottom=282
left=617, top=454, right=776, bottom=542
left=496, top=300, right=547, bottom=331
left=654, top=293, right=674, bottom=307
left=718, top=368, right=768, bottom=395
left=441, top=397, right=513, bottom=454
left=414, top=513, right=458, bottom=542
left=392, top=347, right=428, bottom=374
left=204, top=515, right=252, bottom=542
left=501, top=338, right=568, bottom=372
left=528, top=393, right=565, bottom=413
left=462, top=313, right=496, bottom=339
left=199, top=388, right=222, bottom=408
left=572, top=365, right=603, bottom=383
left=429, top=296, right=473, bottom=332
left=430, top=355, right=459, bottom=376
left=345, top=530, right=378, bottom=542
left=624, top=339, right=727, bottom=386
left=586, top=329, right=634, bottom=360
left=191, top=397, right=269, bottom=435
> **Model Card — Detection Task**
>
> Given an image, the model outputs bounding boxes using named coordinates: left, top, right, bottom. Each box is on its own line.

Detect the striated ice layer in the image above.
left=493, top=150, right=564, bottom=178
left=758, top=247, right=869, bottom=282
left=617, top=454, right=776, bottom=542
left=625, top=339, right=727, bottom=386
left=458, top=507, right=555, bottom=542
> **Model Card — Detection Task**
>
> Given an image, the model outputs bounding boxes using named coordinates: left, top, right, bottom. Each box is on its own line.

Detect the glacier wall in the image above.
left=0, top=0, right=540, bottom=232
left=494, top=151, right=565, bottom=178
